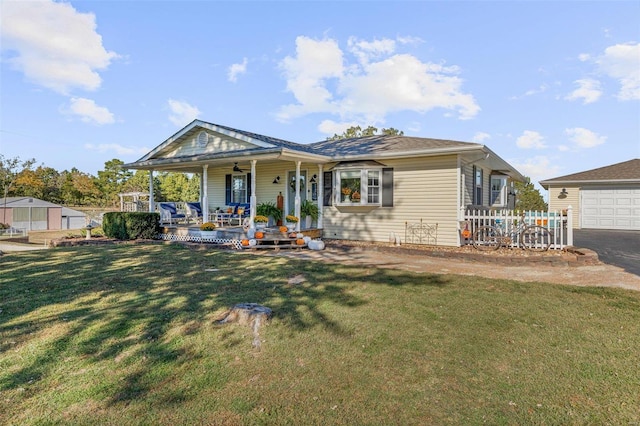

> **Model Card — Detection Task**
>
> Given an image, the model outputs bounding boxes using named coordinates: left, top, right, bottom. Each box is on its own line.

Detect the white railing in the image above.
left=0, top=227, right=27, bottom=238
left=461, top=206, right=573, bottom=249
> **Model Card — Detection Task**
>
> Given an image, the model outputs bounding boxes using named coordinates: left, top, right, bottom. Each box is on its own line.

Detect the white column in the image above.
left=317, top=164, right=323, bottom=229
left=567, top=205, right=573, bottom=247
left=148, top=170, right=155, bottom=212
left=295, top=161, right=301, bottom=232
left=250, top=159, right=257, bottom=229
left=202, top=165, right=209, bottom=220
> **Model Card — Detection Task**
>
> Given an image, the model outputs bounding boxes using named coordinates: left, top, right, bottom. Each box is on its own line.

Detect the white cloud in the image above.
left=277, top=36, right=479, bottom=125
left=516, top=130, right=547, bottom=149
left=167, top=99, right=201, bottom=127
left=472, top=132, right=491, bottom=143
left=564, top=127, right=606, bottom=149
left=84, top=143, right=149, bottom=156
left=564, top=78, right=602, bottom=104
left=228, top=57, right=248, bottom=82
left=317, top=119, right=360, bottom=136
left=0, top=0, right=118, bottom=95
left=64, top=97, right=115, bottom=125
left=511, top=156, right=561, bottom=187
left=596, top=42, right=640, bottom=101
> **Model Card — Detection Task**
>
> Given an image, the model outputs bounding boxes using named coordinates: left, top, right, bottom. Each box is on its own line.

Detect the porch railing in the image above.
left=461, top=206, right=573, bottom=250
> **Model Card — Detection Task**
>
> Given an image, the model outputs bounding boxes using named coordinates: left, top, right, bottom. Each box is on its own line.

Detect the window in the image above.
left=490, top=175, right=508, bottom=206
left=367, top=170, right=380, bottom=203
left=473, top=166, right=483, bottom=205
left=231, top=175, right=246, bottom=204
left=334, top=165, right=392, bottom=206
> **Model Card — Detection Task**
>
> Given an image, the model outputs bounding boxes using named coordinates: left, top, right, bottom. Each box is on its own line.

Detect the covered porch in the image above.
left=123, top=121, right=331, bottom=234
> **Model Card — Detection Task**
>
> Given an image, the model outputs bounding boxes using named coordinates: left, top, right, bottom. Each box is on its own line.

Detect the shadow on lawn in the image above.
left=0, top=244, right=449, bottom=407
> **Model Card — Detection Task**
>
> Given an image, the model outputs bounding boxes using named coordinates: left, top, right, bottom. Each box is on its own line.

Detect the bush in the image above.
left=103, top=212, right=160, bottom=240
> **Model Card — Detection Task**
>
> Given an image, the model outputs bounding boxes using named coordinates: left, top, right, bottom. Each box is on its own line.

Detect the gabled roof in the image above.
left=1, top=197, right=61, bottom=208
left=123, top=120, right=525, bottom=180
left=540, top=159, right=640, bottom=188
left=0, top=197, right=85, bottom=217
left=308, top=135, right=481, bottom=158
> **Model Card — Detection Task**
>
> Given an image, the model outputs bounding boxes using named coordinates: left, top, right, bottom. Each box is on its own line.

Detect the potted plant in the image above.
left=256, top=201, right=282, bottom=226
left=285, top=214, right=298, bottom=231
left=254, top=215, right=269, bottom=230
left=200, top=221, right=218, bottom=239
left=300, top=199, right=319, bottom=229
left=341, top=187, right=352, bottom=202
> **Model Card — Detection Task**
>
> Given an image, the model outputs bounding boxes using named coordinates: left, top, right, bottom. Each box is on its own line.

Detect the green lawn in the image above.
left=1, top=244, right=639, bottom=425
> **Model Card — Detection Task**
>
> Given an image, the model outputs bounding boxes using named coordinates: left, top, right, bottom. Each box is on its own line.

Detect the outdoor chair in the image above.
left=229, top=203, right=250, bottom=226
left=159, top=202, right=186, bottom=225
left=185, top=202, right=204, bottom=224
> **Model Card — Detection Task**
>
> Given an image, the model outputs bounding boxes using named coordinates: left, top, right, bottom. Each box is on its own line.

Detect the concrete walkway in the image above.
left=252, top=243, right=640, bottom=292
left=0, top=241, right=48, bottom=252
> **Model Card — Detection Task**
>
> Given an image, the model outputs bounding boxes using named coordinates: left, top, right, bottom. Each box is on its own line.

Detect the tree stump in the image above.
left=216, top=303, right=272, bottom=348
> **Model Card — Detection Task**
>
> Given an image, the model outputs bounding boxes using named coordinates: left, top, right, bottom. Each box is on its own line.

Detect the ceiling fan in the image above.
left=233, top=162, right=244, bottom=173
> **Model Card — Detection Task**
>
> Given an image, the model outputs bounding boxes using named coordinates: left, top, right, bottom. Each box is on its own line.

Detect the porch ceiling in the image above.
left=123, top=148, right=330, bottom=173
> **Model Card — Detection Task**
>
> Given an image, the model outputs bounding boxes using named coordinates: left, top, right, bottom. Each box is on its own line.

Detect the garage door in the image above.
left=581, top=188, right=640, bottom=230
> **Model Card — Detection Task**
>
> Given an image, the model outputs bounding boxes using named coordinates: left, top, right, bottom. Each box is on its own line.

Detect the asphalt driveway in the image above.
left=573, top=229, right=640, bottom=276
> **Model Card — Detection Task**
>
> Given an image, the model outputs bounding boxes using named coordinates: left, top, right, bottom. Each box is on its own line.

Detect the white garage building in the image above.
left=540, top=159, right=640, bottom=230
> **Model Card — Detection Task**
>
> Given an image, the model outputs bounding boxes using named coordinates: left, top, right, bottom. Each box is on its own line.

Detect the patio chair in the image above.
left=159, top=202, right=186, bottom=225
left=185, top=202, right=204, bottom=224
left=229, top=203, right=250, bottom=226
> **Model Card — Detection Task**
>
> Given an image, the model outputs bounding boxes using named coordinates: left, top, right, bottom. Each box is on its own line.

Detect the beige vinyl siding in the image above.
left=204, top=161, right=324, bottom=214
left=167, top=132, right=260, bottom=158
left=547, top=186, right=580, bottom=229
left=322, top=155, right=461, bottom=246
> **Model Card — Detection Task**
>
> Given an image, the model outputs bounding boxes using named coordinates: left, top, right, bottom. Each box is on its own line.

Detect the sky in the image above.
left=1, top=0, right=639, bottom=195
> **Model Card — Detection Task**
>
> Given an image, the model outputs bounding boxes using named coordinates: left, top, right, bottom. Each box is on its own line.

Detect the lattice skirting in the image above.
left=157, top=233, right=242, bottom=249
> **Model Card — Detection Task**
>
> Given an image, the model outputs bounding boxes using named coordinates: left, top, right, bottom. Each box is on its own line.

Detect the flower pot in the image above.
left=304, top=216, right=312, bottom=229
left=200, top=230, right=218, bottom=239
left=255, top=222, right=267, bottom=230
left=286, top=222, right=297, bottom=232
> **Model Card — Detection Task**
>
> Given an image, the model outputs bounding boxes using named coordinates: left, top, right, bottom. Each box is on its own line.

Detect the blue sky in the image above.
left=1, top=1, right=639, bottom=193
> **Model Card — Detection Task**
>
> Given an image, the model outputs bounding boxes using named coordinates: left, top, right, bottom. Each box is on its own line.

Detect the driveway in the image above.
left=573, top=229, right=640, bottom=276
left=0, top=241, right=48, bottom=252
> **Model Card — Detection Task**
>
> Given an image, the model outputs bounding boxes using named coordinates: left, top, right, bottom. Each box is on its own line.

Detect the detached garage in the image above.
left=540, top=159, right=640, bottom=230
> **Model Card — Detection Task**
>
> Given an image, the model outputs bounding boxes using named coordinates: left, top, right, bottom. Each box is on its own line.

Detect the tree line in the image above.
left=0, top=155, right=199, bottom=208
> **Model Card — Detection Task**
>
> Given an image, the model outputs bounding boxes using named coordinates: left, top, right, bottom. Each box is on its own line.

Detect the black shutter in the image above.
left=323, top=171, right=333, bottom=206
left=382, top=168, right=394, bottom=207
left=225, top=174, right=231, bottom=205
left=246, top=173, right=251, bottom=203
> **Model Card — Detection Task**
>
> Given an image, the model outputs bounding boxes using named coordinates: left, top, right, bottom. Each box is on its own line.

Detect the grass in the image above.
left=1, top=244, right=639, bottom=425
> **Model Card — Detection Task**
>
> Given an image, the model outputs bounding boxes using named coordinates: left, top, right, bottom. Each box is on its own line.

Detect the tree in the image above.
left=326, top=125, right=404, bottom=141
left=514, top=178, right=548, bottom=211
left=96, top=159, right=132, bottom=207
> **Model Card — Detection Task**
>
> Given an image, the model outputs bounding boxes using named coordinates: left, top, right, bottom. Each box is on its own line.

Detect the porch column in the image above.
left=295, top=161, right=301, bottom=231
left=250, top=159, right=257, bottom=228
left=202, top=165, right=209, bottom=220
left=317, top=164, right=323, bottom=229
left=148, top=170, right=155, bottom=212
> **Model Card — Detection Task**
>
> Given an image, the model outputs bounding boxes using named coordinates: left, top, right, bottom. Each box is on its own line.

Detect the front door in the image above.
left=287, top=170, right=307, bottom=216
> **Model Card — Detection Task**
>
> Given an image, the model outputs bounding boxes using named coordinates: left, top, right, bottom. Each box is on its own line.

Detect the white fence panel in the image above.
left=461, top=207, right=573, bottom=250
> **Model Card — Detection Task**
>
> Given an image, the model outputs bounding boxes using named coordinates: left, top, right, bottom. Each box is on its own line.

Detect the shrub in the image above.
left=103, top=212, right=160, bottom=240
left=200, top=222, right=217, bottom=231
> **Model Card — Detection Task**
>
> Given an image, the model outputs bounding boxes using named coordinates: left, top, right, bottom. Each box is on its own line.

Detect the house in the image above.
left=123, top=120, right=525, bottom=246
left=540, top=159, right=640, bottom=231
left=0, top=197, right=87, bottom=231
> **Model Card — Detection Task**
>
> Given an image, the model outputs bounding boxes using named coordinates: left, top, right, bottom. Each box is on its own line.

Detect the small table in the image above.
left=210, top=212, right=232, bottom=226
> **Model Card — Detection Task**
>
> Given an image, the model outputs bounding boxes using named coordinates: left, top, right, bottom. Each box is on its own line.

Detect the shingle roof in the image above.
left=308, top=135, right=479, bottom=157
left=540, top=159, right=640, bottom=184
